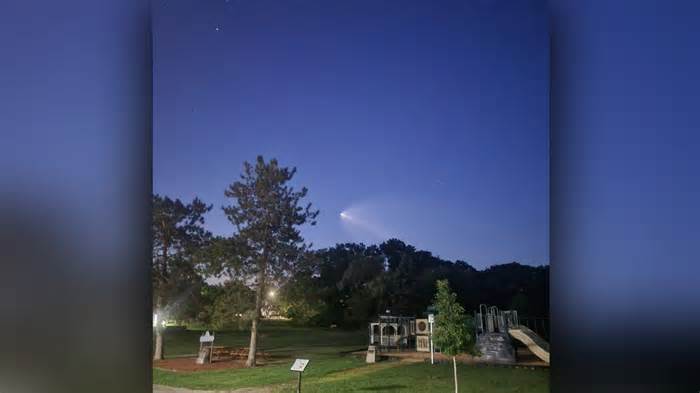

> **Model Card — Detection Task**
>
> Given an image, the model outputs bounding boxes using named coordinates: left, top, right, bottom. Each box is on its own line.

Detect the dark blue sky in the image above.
left=153, top=0, right=549, bottom=268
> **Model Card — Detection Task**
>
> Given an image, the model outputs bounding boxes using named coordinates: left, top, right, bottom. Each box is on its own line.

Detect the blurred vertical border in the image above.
left=550, top=1, right=700, bottom=392
left=0, top=1, right=152, bottom=393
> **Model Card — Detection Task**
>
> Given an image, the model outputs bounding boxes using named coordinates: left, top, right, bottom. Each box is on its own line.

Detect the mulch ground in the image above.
left=351, top=347, right=548, bottom=368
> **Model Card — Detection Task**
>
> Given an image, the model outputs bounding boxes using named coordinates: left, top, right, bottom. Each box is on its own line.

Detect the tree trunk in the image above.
left=246, top=267, right=266, bottom=368
left=154, top=233, right=168, bottom=362
left=153, top=328, right=164, bottom=360
left=453, top=356, right=458, bottom=393
left=153, top=295, right=164, bottom=361
left=245, top=317, right=259, bottom=367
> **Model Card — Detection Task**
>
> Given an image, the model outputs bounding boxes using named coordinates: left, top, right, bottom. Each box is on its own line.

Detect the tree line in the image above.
left=278, top=240, right=548, bottom=328
left=152, top=156, right=548, bottom=366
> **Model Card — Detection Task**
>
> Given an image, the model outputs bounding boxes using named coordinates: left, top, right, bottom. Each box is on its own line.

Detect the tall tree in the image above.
left=152, top=194, right=212, bottom=360
left=223, top=156, right=319, bottom=367
left=432, top=279, right=475, bottom=393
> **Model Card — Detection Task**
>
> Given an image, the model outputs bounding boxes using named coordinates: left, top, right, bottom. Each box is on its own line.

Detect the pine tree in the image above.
left=152, top=194, right=212, bottom=360
left=223, top=156, right=318, bottom=367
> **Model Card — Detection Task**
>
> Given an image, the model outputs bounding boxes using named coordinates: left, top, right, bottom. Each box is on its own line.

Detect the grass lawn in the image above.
left=153, top=321, right=549, bottom=392
left=159, top=320, right=365, bottom=358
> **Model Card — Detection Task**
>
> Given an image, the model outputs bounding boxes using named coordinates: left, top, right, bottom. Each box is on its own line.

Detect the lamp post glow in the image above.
left=268, top=290, right=276, bottom=299
left=154, top=313, right=166, bottom=328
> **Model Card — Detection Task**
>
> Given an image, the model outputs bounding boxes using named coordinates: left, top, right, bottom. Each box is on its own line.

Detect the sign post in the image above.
left=366, top=345, right=376, bottom=363
left=197, top=331, right=215, bottom=364
left=428, top=314, right=435, bottom=365
left=290, top=358, right=309, bottom=393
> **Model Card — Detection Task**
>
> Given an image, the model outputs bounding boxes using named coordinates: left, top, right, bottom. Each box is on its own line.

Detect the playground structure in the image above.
left=508, top=324, right=550, bottom=364
left=474, top=305, right=517, bottom=363
left=474, top=305, right=550, bottom=364
left=368, top=315, right=416, bottom=351
left=366, top=305, right=550, bottom=365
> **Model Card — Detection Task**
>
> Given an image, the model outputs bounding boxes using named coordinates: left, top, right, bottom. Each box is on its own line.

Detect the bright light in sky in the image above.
left=338, top=204, right=393, bottom=242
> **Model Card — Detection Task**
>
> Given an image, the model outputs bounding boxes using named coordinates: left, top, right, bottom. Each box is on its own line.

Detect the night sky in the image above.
left=153, top=0, right=549, bottom=268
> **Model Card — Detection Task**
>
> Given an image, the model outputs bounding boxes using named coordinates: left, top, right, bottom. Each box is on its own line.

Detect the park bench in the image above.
left=199, top=345, right=271, bottom=363
left=210, top=346, right=252, bottom=361
left=196, top=331, right=270, bottom=364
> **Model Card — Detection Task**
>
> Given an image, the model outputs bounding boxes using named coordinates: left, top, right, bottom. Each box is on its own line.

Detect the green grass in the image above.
left=159, top=320, right=365, bottom=358
left=294, top=362, right=549, bottom=393
left=154, top=355, right=366, bottom=390
left=153, top=321, right=549, bottom=392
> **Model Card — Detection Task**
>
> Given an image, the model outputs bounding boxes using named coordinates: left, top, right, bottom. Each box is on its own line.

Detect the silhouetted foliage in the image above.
left=151, top=194, right=212, bottom=359
left=283, top=239, right=548, bottom=328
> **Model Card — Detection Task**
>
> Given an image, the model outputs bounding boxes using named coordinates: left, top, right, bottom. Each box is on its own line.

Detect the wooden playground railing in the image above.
left=517, top=317, right=549, bottom=341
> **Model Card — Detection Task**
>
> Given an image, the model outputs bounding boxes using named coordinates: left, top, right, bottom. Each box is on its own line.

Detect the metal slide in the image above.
left=507, top=324, right=550, bottom=364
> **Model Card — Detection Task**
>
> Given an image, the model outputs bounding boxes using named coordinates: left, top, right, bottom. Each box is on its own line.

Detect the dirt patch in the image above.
left=351, top=349, right=548, bottom=368
left=154, top=357, right=260, bottom=372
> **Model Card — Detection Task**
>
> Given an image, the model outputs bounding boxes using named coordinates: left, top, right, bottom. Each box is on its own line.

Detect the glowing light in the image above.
left=339, top=205, right=391, bottom=240
left=268, top=290, right=276, bottom=298
left=153, top=313, right=158, bottom=327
